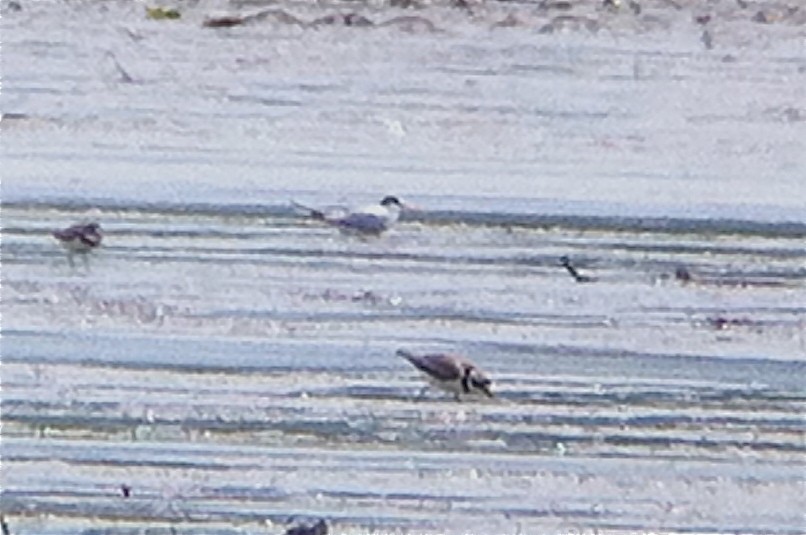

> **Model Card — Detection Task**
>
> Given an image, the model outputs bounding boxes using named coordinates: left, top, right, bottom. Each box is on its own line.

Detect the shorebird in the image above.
left=397, top=349, right=494, bottom=401
left=291, top=196, right=409, bottom=235
left=284, top=519, right=328, bottom=535
left=52, top=222, right=103, bottom=266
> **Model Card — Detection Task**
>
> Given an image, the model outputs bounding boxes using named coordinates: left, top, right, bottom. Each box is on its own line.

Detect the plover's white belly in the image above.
left=423, top=374, right=465, bottom=396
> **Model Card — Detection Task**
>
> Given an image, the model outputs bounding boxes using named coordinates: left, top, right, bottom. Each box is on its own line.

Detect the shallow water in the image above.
left=2, top=1, right=806, bottom=534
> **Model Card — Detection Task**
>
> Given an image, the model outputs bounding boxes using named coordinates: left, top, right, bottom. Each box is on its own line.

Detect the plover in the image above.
left=397, top=348, right=494, bottom=400
left=284, top=519, right=328, bottom=535
left=292, top=196, right=410, bottom=235
left=53, top=222, right=102, bottom=266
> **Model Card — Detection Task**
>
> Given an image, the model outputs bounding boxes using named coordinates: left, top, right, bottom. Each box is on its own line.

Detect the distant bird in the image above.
left=284, top=519, right=328, bottom=535
left=674, top=265, right=693, bottom=283
left=120, top=484, right=132, bottom=498
left=52, top=222, right=103, bottom=266
left=397, top=349, right=494, bottom=401
left=559, top=255, right=594, bottom=283
left=53, top=222, right=102, bottom=252
left=291, top=196, right=410, bottom=235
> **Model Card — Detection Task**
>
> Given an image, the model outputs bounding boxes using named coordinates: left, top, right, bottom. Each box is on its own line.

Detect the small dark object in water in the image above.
left=694, top=14, right=711, bottom=25
left=343, top=12, right=373, bottom=27
left=540, top=0, right=573, bottom=10
left=203, top=9, right=305, bottom=28
left=1, top=515, right=11, bottom=535
left=674, top=266, right=692, bottom=283
left=706, top=316, right=756, bottom=330
left=559, top=256, right=594, bottom=283
left=284, top=519, right=328, bottom=535
left=351, top=290, right=382, bottom=304
left=120, top=484, right=132, bottom=498
left=203, top=15, right=247, bottom=27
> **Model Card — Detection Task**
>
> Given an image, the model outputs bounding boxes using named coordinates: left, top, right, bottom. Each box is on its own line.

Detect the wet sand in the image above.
left=2, top=0, right=805, bottom=534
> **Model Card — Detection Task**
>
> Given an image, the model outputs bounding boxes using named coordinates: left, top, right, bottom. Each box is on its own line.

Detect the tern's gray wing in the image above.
left=335, top=213, right=388, bottom=234
left=400, top=352, right=463, bottom=381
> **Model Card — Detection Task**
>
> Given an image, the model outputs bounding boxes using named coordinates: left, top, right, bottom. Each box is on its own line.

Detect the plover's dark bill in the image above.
left=396, top=348, right=494, bottom=400
left=291, top=196, right=411, bottom=235
left=53, top=222, right=103, bottom=253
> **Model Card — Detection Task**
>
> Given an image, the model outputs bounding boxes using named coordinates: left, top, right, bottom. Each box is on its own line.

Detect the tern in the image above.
left=397, top=348, right=494, bottom=401
left=292, top=196, right=409, bottom=235
left=52, top=222, right=103, bottom=266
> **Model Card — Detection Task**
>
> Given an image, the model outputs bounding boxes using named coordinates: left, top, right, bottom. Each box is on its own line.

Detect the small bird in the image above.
left=397, top=349, right=494, bottom=401
left=52, top=222, right=103, bottom=266
left=291, top=196, right=409, bottom=235
left=559, top=255, right=594, bottom=283
left=674, top=265, right=693, bottom=283
left=53, top=222, right=103, bottom=252
left=284, top=519, right=328, bottom=535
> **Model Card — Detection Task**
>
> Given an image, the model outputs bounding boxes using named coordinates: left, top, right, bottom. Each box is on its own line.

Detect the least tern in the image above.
left=292, top=196, right=410, bottom=235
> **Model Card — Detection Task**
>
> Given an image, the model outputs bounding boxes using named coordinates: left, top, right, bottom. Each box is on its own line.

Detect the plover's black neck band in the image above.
left=460, top=368, right=472, bottom=394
